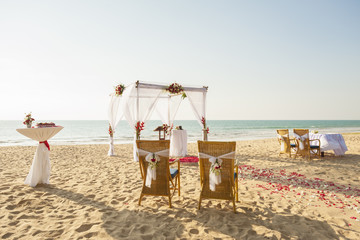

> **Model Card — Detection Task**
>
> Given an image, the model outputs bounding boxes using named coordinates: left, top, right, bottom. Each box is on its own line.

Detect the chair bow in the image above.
left=137, top=148, right=169, bottom=188
left=277, top=134, right=288, bottom=152
left=294, top=133, right=309, bottom=150
left=199, top=151, right=235, bottom=191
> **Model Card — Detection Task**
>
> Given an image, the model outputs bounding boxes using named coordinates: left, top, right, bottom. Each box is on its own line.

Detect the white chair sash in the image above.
left=137, top=148, right=169, bottom=188
left=199, top=151, right=235, bottom=191
left=294, top=133, right=309, bottom=150
left=277, top=134, right=288, bottom=152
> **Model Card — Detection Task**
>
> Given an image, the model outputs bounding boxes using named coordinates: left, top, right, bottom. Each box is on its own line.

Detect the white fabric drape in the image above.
left=25, top=144, right=51, bottom=187
left=199, top=151, right=235, bottom=191
left=108, top=136, right=115, bottom=156
left=108, top=93, right=123, bottom=156
left=122, top=84, right=163, bottom=161
left=155, top=95, right=183, bottom=127
left=185, top=90, right=206, bottom=127
left=16, top=127, right=63, bottom=187
left=137, top=148, right=169, bottom=188
left=294, top=133, right=309, bottom=150
left=185, top=90, right=207, bottom=140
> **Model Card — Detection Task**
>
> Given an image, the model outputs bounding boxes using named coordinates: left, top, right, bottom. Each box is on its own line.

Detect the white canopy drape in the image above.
left=185, top=89, right=208, bottom=140
left=108, top=93, right=123, bottom=156
left=108, top=81, right=208, bottom=161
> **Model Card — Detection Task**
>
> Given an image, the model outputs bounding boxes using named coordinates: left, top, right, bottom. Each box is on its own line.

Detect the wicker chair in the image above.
left=197, top=141, right=238, bottom=212
left=276, top=129, right=296, bottom=157
left=293, top=129, right=321, bottom=159
left=136, top=140, right=180, bottom=208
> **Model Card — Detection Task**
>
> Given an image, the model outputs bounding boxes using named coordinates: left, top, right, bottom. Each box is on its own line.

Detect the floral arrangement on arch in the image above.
left=210, top=158, right=222, bottom=175
left=135, top=121, right=145, bottom=139
left=114, top=84, right=125, bottom=96
left=108, top=124, right=114, bottom=137
left=165, top=83, right=186, bottom=99
left=201, top=116, right=209, bottom=134
left=23, top=112, right=35, bottom=126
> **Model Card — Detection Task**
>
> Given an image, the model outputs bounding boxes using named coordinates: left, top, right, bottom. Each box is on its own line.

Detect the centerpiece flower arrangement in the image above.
left=165, top=83, right=186, bottom=99
left=135, top=121, right=145, bottom=140
left=115, top=84, right=125, bottom=96
left=162, top=124, right=172, bottom=135
left=23, top=112, right=35, bottom=128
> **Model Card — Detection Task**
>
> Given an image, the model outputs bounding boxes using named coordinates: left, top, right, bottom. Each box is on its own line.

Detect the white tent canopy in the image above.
left=108, top=81, right=208, bottom=160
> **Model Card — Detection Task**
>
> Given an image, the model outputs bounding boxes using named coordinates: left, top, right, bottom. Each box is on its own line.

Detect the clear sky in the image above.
left=1, top=0, right=359, bottom=121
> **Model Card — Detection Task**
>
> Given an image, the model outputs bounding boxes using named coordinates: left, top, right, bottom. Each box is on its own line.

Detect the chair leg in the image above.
left=138, top=193, right=143, bottom=206
left=232, top=198, right=236, bottom=213
left=235, top=175, right=239, bottom=202
left=198, top=195, right=202, bottom=210
left=168, top=195, right=172, bottom=208
left=178, top=162, right=181, bottom=196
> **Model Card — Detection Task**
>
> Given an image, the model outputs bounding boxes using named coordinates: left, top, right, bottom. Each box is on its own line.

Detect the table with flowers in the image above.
left=16, top=126, right=63, bottom=187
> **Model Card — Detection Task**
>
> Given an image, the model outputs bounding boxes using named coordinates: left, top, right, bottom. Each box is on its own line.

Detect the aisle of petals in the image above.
left=238, top=165, right=360, bottom=225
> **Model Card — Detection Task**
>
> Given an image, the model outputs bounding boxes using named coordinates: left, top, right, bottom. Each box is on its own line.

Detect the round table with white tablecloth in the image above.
left=309, top=133, right=348, bottom=156
left=170, top=130, right=188, bottom=158
left=16, top=126, right=63, bottom=187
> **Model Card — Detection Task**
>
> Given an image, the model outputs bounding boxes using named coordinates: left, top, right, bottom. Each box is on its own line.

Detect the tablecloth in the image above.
left=16, top=126, right=63, bottom=187
left=309, top=133, right=348, bottom=156
left=170, top=130, right=188, bottom=157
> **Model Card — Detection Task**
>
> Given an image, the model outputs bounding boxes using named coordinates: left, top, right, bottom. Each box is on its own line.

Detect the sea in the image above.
left=1, top=120, right=360, bottom=147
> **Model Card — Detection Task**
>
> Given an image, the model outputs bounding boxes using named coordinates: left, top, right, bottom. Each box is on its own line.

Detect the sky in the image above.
left=0, top=0, right=359, bottom=121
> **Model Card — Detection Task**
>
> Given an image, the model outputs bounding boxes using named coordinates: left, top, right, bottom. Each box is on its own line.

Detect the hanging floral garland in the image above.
left=165, top=83, right=187, bottom=99
left=114, top=84, right=125, bottom=96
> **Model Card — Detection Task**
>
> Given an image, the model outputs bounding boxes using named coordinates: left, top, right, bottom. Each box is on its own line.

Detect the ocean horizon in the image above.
left=2, top=120, right=360, bottom=147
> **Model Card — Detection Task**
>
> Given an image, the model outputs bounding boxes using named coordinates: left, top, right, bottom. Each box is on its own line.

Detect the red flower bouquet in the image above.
left=115, top=84, right=125, bottom=96
left=135, top=121, right=145, bottom=139
left=23, top=112, right=35, bottom=128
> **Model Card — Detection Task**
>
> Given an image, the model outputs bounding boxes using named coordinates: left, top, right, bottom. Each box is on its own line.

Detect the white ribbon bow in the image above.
left=199, top=151, right=235, bottom=191
left=293, top=133, right=309, bottom=150
left=137, top=148, right=169, bottom=188
left=277, top=134, right=288, bottom=152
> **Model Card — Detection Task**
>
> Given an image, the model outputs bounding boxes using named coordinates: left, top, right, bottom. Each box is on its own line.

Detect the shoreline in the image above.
left=2, top=131, right=359, bottom=148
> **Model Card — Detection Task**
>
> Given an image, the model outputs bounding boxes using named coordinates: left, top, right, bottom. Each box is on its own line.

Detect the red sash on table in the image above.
left=39, top=141, right=50, bottom=151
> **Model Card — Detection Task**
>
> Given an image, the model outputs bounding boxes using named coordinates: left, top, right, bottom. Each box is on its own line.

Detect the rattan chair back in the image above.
left=277, top=129, right=294, bottom=157
left=136, top=140, right=179, bottom=207
left=197, top=141, right=237, bottom=212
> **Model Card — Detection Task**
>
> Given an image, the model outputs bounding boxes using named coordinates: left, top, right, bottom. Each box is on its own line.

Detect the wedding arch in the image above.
left=108, top=81, right=209, bottom=161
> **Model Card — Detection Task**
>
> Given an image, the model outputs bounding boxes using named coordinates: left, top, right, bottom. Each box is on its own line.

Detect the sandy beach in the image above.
left=1, top=135, right=360, bottom=239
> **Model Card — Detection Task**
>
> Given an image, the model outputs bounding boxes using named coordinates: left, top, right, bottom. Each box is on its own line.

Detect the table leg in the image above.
left=321, top=152, right=324, bottom=157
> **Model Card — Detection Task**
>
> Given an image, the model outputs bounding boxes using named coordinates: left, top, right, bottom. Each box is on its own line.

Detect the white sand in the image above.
left=1, top=135, right=360, bottom=239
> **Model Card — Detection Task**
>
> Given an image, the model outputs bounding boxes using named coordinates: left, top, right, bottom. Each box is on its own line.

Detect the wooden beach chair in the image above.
left=197, top=141, right=238, bottom=212
left=136, top=140, right=180, bottom=208
left=293, top=129, right=321, bottom=159
left=276, top=129, right=296, bottom=157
